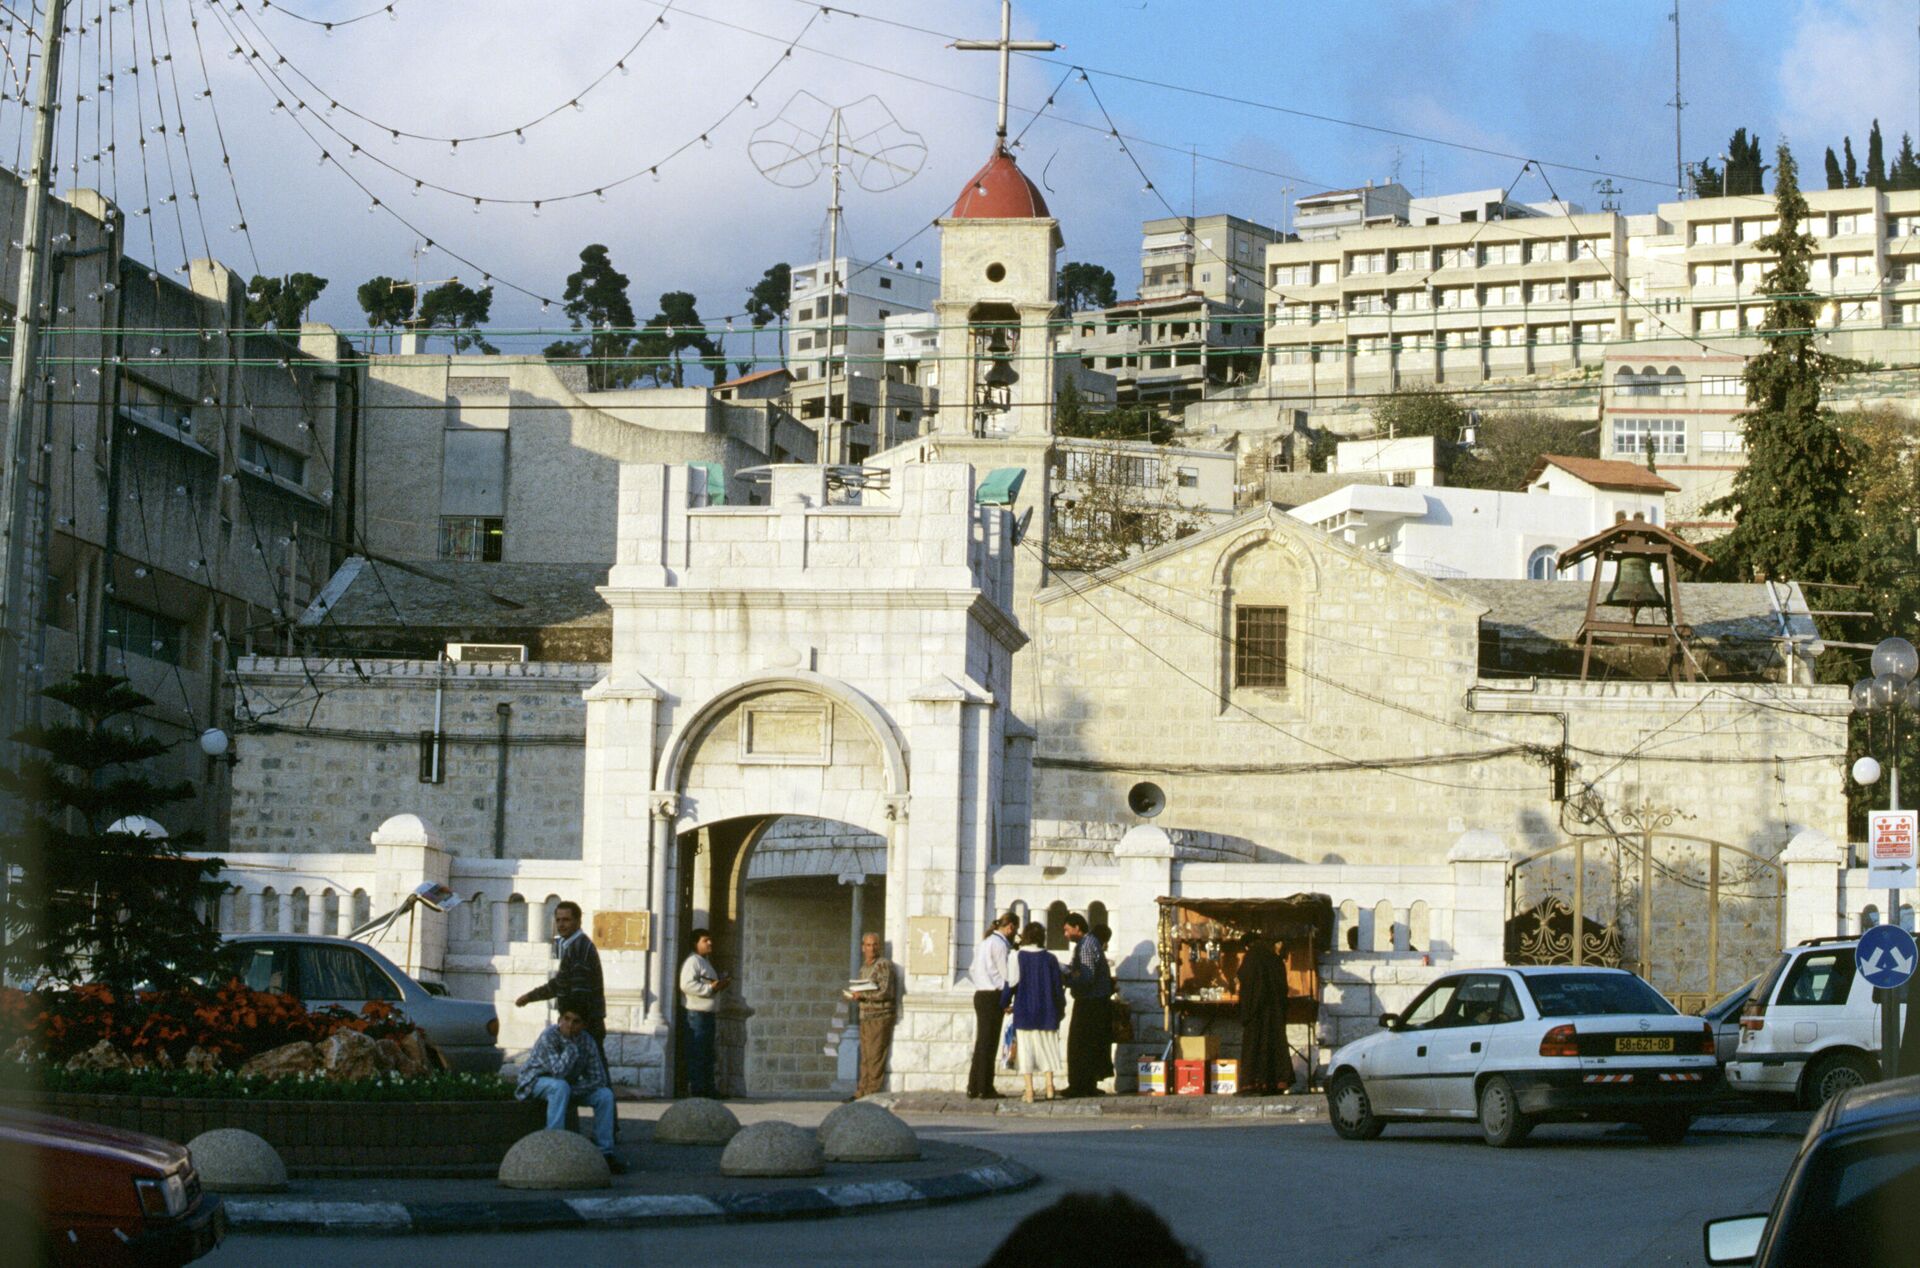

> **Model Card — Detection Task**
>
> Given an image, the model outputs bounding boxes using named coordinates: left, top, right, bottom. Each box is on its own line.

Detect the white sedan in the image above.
left=1325, top=966, right=1719, bottom=1147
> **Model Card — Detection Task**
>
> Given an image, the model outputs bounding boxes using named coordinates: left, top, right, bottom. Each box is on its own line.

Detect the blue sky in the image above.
left=135, top=0, right=1920, bottom=344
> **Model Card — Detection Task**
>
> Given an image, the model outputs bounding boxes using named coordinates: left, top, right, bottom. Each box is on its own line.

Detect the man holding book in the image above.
left=844, top=931, right=897, bottom=1098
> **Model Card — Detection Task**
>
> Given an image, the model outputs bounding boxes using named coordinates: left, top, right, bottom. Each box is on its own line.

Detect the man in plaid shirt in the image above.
left=515, top=996, right=626, bottom=1173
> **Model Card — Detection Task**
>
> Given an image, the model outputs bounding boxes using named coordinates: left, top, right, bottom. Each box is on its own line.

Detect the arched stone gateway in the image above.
left=575, top=462, right=1027, bottom=1095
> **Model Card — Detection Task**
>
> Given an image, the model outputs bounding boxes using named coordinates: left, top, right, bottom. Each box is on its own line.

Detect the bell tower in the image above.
left=932, top=151, right=1063, bottom=438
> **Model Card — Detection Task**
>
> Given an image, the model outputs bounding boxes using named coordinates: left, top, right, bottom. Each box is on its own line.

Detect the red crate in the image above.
left=1173, top=1059, right=1208, bottom=1095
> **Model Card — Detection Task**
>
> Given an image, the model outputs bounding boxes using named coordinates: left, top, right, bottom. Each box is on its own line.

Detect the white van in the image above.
left=1726, top=936, right=1908, bottom=1107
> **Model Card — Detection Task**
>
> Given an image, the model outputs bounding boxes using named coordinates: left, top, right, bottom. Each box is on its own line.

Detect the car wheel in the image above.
left=1327, top=1071, right=1384, bottom=1140
left=1802, top=1051, right=1874, bottom=1109
left=1477, top=1075, right=1533, bottom=1148
left=1642, top=1109, right=1691, bottom=1145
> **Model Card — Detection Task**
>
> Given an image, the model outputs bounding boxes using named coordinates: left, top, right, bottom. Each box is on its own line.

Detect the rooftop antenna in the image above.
left=750, top=92, right=925, bottom=463
left=1593, top=178, right=1622, bottom=213
left=1669, top=0, right=1685, bottom=200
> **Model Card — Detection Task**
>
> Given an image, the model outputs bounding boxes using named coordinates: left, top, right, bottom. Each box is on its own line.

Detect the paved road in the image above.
left=204, top=1116, right=1796, bottom=1267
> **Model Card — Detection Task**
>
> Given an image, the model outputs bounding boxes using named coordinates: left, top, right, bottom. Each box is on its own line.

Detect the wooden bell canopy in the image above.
left=1557, top=517, right=1713, bottom=682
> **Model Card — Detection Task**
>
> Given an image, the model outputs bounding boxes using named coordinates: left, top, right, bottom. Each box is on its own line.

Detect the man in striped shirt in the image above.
left=515, top=997, right=626, bottom=1173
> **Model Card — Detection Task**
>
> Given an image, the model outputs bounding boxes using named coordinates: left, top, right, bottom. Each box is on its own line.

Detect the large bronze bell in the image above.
left=1602, top=556, right=1663, bottom=609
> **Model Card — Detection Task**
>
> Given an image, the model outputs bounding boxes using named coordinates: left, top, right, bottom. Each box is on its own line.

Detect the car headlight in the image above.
left=134, top=1172, right=188, bottom=1218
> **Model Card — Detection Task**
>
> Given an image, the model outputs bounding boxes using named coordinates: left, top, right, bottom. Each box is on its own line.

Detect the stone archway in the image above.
left=659, top=677, right=905, bottom=1097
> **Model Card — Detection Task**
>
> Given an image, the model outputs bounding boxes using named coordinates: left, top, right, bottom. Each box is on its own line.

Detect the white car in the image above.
left=1325, top=966, right=1719, bottom=1147
left=1726, top=936, right=1908, bottom=1108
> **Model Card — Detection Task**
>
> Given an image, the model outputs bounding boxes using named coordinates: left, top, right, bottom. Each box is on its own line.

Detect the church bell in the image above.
left=1602, top=556, right=1663, bottom=610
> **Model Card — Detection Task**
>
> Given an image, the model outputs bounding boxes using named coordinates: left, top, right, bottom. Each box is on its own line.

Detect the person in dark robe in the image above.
left=1237, top=932, right=1292, bottom=1095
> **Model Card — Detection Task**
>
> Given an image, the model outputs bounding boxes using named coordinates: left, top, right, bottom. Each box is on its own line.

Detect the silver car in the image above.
left=223, top=933, right=503, bottom=1074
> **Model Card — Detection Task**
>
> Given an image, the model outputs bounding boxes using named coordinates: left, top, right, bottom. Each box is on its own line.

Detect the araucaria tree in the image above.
left=0, top=675, right=227, bottom=992
left=1706, top=143, right=1862, bottom=587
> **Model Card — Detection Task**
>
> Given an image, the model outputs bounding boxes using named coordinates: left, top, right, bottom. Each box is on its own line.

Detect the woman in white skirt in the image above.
left=1004, top=921, right=1067, bottom=1102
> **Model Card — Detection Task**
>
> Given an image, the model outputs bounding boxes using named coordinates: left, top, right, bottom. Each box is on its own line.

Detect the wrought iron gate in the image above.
left=1506, top=813, right=1784, bottom=1013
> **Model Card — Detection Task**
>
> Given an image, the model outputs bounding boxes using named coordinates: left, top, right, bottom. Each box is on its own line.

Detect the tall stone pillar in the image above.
left=1447, top=830, right=1513, bottom=965
left=370, top=813, right=450, bottom=982
left=1114, top=824, right=1177, bottom=1088
left=1781, top=830, right=1847, bottom=946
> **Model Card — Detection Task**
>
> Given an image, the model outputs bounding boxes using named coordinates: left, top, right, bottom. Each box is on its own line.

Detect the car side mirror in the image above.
left=1702, top=1215, right=1767, bottom=1266
left=1378, top=1013, right=1400, bottom=1030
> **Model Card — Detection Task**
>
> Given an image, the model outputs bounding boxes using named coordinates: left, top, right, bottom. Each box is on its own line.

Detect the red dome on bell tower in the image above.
left=950, top=148, right=1051, bottom=219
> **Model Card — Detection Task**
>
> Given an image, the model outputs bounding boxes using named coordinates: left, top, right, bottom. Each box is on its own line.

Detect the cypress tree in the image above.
left=1706, top=143, right=1863, bottom=587
left=1825, top=147, right=1846, bottom=190
left=1868, top=120, right=1888, bottom=188
left=1844, top=137, right=1861, bottom=187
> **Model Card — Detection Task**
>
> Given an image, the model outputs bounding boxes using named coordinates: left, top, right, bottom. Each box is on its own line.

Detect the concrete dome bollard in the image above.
left=718, top=1120, right=824, bottom=1177
left=817, top=1101, right=921, bottom=1162
left=497, top=1129, right=612, bottom=1190
left=654, top=1097, right=742, bottom=1145
left=186, top=1129, right=287, bottom=1193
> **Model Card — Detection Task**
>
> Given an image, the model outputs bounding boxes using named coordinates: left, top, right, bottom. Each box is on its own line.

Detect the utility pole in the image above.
left=823, top=114, right=843, bottom=465
left=0, top=0, right=69, bottom=753
left=1669, top=0, right=1686, bottom=200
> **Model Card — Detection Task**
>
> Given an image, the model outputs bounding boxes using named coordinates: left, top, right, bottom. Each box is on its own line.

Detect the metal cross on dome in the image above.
left=952, top=0, right=1060, bottom=147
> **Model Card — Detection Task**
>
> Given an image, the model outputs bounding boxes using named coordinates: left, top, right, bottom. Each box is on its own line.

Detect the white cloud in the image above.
left=1777, top=0, right=1918, bottom=153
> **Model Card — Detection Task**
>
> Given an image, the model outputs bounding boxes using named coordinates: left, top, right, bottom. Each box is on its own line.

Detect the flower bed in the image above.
left=1, top=984, right=535, bottom=1176
left=0, top=1080, right=543, bottom=1177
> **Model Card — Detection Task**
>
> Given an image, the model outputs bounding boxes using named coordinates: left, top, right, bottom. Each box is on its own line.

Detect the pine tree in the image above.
left=0, top=675, right=227, bottom=992
left=1726, top=129, right=1769, bottom=196
left=1706, top=143, right=1863, bottom=587
left=1893, top=134, right=1920, bottom=191
left=560, top=245, right=639, bottom=389
left=1826, top=147, right=1847, bottom=190
left=1868, top=120, right=1887, bottom=188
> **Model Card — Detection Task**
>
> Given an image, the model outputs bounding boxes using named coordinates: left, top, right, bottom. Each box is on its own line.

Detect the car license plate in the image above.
left=1615, top=1036, right=1673, bottom=1054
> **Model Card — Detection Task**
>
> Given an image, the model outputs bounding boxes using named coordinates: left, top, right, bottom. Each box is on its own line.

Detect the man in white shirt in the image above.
left=965, top=913, right=1019, bottom=1099
left=679, top=928, right=730, bottom=1098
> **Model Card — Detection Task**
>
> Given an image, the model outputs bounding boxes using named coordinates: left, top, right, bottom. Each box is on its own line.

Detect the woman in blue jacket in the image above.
left=1004, top=921, right=1067, bottom=1103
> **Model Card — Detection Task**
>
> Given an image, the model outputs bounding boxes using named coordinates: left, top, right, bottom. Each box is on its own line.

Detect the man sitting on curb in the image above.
left=515, top=995, right=628, bottom=1174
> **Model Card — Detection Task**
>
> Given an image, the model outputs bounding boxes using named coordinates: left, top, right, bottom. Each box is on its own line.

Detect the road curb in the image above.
left=222, top=1159, right=1039, bottom=1236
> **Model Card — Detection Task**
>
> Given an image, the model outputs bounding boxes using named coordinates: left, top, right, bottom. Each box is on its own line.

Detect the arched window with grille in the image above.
left=1527, top=546, right=1559, bottom=580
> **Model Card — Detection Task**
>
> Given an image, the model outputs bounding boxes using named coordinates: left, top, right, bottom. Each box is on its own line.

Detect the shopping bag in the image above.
left=1001, top=1019, right=1018, bottom=1069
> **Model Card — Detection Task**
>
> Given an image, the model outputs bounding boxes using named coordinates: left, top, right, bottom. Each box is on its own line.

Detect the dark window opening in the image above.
left=1233, top=605, right=1288, bottom=689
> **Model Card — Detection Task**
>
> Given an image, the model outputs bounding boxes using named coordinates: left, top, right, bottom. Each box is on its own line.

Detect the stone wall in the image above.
left=230, top=658, right=596, bottom=858
left=1030, top=506, right=1849, bottom=871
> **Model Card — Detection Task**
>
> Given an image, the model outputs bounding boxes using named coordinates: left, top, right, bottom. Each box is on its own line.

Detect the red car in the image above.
left=0, top=1107, right=226, bottom=1266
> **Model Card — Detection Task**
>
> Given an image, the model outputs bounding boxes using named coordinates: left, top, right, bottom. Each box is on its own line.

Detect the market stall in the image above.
left=1153, top=894, right=1334, bottom=1092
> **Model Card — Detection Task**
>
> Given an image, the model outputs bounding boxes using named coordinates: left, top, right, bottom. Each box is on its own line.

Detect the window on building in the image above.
left=1530, top=324, right=1569, bottom=345
left=1440, top=247, right=1475, bottom=269
left=1390, top=248, right=1428, bottom=272
left=1831, top=212, right=1870, bottom=237
left=1700, top=375, right=1743, bottom=396
left=439, top=516, right=504, bottom=562
left=1482, top=284, right=1521, bottom=309
left=1696, top=306, right=1740, bottom=332
left=878, top=276, right=892, bottom=289
left=1529, top=281, right=1568, bottom=303
left=795, top=306, right=813, bottom=322
left=1526, top=546, right=1559, bottom=581
left=1233, top=606, right=1287, bottom=690
left=1348, top=292, right=1388, bottom=315
left=1574, top=321, right=1615, bottom=343
left=1692, top=221, right=1735, bottom=245
left=1832, top=253, right=1876, bottom=278
left=1176, top=466, right=1199, bottom=489
left=1612, top=417, right=1686, bottom=457
left=1738, top=217, right=1778, bottom=241
left=118, top=376, right=195, bottom=435
left=1571, top=279, right=1614, bottom=302
left=1526, top=239, right=1567, bottom=264
left=1701, top=429, right=1747, bottom=453
left=1480, top=242, right=1522, bottom=266
left=103, top=599, right=184, bottom=665
left=1313, top=263, right=1337, bottom=285
left=1437, top=286, right=1474, bottom=309
left=1691, top=262, right=1735, bottom=286
left=1347, top=251, right=1386, bottom=275
left=238, top=430, right=307, bottom=484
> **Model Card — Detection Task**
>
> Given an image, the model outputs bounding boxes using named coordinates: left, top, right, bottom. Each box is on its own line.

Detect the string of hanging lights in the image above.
left=251, top=0, right=405, bottom=33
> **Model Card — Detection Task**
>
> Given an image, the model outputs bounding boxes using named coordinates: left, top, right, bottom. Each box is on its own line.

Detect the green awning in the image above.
left=975, top=467, right=1025, bottom=506
left=689, top=461, right=726, bottom=506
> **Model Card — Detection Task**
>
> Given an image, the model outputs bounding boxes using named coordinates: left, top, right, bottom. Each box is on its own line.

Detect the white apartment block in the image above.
left=785, top=255, right=939, bottom=385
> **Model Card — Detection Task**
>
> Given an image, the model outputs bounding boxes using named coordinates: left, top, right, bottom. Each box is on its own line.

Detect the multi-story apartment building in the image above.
left=1258, top=181, right=1920, bottom=522
left=0, top=177, right=355, bottom=847
left=785, top=255, right=939, bottom=384
left=1061, top=213, right=1279, bottom=405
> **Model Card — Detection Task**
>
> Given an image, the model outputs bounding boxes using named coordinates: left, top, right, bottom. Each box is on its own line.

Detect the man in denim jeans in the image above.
left=679, top=928, right=729, bottom=1098
left=515, top=997, right=627, bottom=1173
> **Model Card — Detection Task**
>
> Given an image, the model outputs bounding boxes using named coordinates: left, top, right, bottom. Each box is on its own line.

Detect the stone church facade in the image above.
left=212, top=147, right=1859, bottom=1095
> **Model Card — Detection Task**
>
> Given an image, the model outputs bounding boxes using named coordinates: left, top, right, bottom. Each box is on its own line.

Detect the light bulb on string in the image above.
left=449, top=140, right=459, bottom=157
left=570, top=99, right=584, bottom=113
left=650, top=167, right=660, bottom=182
left=617, top=61, right=628, bottom=77
left=473, top=198, right=483, bottom=214
left=515, top=129, right=526, bottom=145
left=700, top=134, right=712, bottom=149
left=595, top=189, right=606, bottom=203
